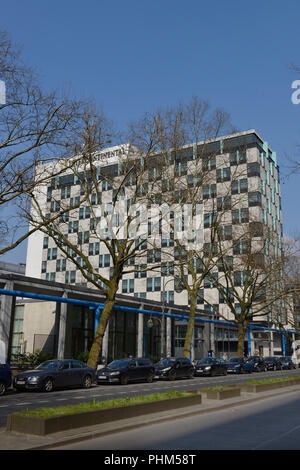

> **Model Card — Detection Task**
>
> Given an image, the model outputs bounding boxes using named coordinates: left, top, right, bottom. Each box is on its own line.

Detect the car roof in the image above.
left=44, top=359, right=83, bottom=361
left=112, top=357, right=149, bottom=361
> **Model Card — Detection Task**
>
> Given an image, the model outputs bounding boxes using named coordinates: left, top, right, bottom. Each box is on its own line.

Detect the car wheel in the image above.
left=82, top=375, right=92, bottom=389
left=223, top=369, right=227, bottom=376
left=168, top=371, right=176, bottom=381
left=43, top=377, right=54, bottom=392
left=0, top=381, right=6, bottom=396
left=146, top=374, right=154, bottom=383
left=120, top=375, right=129, bottom=385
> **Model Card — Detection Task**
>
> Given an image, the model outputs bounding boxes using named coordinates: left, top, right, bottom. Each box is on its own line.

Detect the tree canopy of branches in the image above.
left=24, top=97, right=237, bottom=368
left=25, top=106, right=165, bottom=369
left=142, top=99, right=242, bottom=359
left=0, top=30, right=97, bottom=254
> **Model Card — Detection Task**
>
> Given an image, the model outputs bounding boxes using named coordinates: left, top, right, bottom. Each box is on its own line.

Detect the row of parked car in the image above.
left=0, top=355, right=297, bottom=395
left=224, top=355, right=296, bottom=374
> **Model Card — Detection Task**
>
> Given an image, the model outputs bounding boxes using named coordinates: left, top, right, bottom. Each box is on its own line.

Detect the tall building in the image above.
left=26, top=130, right=282, bottom=299
left=23, top=129, right=286, bottom=358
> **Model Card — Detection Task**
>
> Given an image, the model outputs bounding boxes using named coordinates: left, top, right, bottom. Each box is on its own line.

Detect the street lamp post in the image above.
left=161, top=277, right=174, bottom=358
left=146, top=277, right=173, bottom=358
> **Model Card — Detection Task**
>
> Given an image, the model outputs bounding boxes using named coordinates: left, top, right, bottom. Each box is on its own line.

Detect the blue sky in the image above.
left=1, top=0, right=300, bottom=263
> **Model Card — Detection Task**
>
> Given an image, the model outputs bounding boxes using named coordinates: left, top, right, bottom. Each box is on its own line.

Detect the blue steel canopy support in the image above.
left=94, top=305, right=102, bottom=335
left=0, top=288, right=105, bottom=310
left=282, top=333, right=286, bottom=356
left=0, top=288, right=297, bottom=359
left=248, top=327, right=252, bottom=356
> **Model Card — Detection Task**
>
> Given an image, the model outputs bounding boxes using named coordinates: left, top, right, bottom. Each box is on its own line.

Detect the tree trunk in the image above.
left=87, top=282, right=118, bottom=369
left=183, top=293, right=196, bottom=359
left=237, top=322, right=248, bottom=357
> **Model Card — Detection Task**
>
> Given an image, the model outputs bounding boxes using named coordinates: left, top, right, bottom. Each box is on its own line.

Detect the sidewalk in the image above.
left=1, top=385, right=300, bottom=450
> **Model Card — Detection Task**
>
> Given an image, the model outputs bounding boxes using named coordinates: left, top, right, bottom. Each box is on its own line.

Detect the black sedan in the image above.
left=13, top=359, right=95, bottom=392
left=97, top=358, right=154, bottom=385
left=264, top=356, right=282, bottom=371
left=154, top=358, right=194, bottom=380
left=194, top=358, right=227, bottom=377
left=279, top=356, right=296, bottom=370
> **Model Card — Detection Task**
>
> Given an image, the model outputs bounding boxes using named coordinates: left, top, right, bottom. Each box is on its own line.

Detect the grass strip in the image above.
left=16, top=390, right=194, bottom=418
left=203, top=385, right=237, bottom=392
left=244, top=375, right=300, bottom=385
left=203, top=375, right=300, bottom=391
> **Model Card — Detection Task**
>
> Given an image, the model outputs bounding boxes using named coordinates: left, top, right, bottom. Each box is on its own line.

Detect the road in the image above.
left=51, top=390, right=300, bottom=450
left=1, top=368, right=300, bottom=428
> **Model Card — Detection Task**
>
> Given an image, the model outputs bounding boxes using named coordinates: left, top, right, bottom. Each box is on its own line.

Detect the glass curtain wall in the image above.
left=107, top=310, right=137, bottom=361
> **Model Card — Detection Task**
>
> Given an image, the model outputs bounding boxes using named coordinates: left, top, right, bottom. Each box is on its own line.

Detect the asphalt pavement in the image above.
left=2, top=367, right=299, bottom=428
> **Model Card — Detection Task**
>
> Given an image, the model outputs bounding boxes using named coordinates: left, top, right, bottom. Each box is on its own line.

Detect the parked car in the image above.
left=194, top=357, right=227, bottom=377
left=13, top=359, right=95, bottom=392
left=97, top=358, right=154, bottom=385
left=246, top=356, right=267, bottom=372
left=264, top=356, right=282, bottom=371
left=279, top=356, right=296, bottom=370
left=0, top=363, right=12, bottom=396
left=225, top=357, right=253, bottom=374
left=154, top=357, right=194, bottom=380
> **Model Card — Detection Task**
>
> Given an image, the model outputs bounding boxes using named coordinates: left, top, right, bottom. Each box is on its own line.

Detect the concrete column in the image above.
left=0, top=281, right=15, bottom=361
left=102, top=320, right=109, bottom=360
left=166, top=316, right=172, bottom=357
left=210, top=322, right=215, bottom=355
left=269, top=331, right=274, bottom=355
left=57, top=291, right=68, bottom=359
left=137, top=313, right=144, bottom=357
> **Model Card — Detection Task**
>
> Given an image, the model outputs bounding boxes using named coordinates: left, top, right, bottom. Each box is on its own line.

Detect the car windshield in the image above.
left=265, top=357, right=275, bottom=361
left=229, top=357, right=241, bottom=362
left=157, top=359, right=175, bottom=367
left=107, top=360, right=130, bottom=369
left=197, top=358, right=214, bottom=364
left=35, top=360, right=59, bottom=370
left=279, top=357, right=287, bottom=361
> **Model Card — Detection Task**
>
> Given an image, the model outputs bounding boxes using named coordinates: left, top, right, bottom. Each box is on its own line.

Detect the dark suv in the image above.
left=279, top=356, right=296, bottom=370
left=97, top=358, right=154, bottom=385
left=246, top=356, right=267, bottom=372
left=0, top=363, right=12, bottom=396
left=264, top=356, right=282, bottom=371
left=154, top=357, right=194, bottom=380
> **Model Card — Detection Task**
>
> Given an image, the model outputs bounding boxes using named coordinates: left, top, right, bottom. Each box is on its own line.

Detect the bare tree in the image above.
left=24, top=107, right=164, bottom=369
left=203, top=221, right=296, bottom=357
left=278, top=235, right=300, bottom=334
left=144, top=99, right=247, bottom=359
left=0, top=30, right=93, bottom=254
left=23, top=97, right=242, bottom=367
